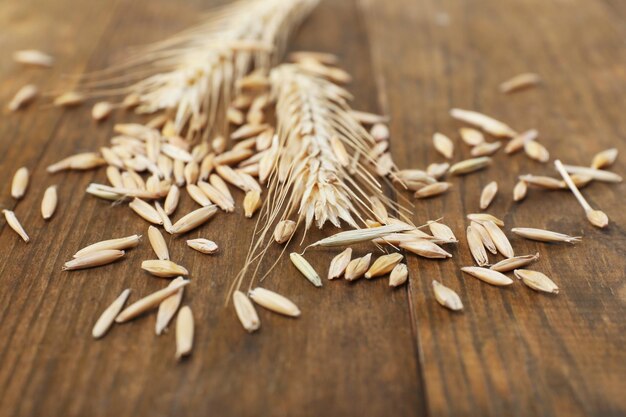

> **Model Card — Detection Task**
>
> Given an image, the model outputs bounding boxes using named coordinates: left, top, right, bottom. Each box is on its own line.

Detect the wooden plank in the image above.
left=359, top=0, right=626, bottom=416
left=0, top=1, right=425, bottom=417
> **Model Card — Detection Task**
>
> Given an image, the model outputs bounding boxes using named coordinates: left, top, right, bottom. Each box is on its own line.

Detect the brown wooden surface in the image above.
left=0, top=0, right=625, bottom=416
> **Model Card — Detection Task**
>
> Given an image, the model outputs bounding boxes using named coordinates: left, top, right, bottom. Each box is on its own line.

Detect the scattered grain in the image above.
left=148, top=226, right=169, bottom=260
left=8, top=84, right=38, bottom=111
left=175, top=306, right=194, bottom=360
left=64, top=249, right=124, bottom=270
left=290, top=253, right=322, bottom=287
left=483, top=220, right=514, bottom=258
left=92, top=288, right=131, bottom=339
left=186, top=238, right=218, bottom=254
left=514, top=269, right=559, bottom=294
left=449, top=157, right=491, bottom=175
left=170, top=205, right=218, bottom=234
left=344, top=253, right=372, bottom=281
left=41, top=185, right=58, bottom=220
left=389, top=263, right=408, bottom=287
left=233, top=290, right=260, bottom=332
left=11, top=167, right=29, bottom=199
left=480, top=181, right=498, bottom=210
left=155, top=277, right=185, bottom=335
left=328, top=248, right=352, bottom=280
left=459, top=128, right=484, bottom=146
left=450, top=108, right=516, bottom=137
left=249, top=287, right=300, bottom=317
left=466, top=225, right=488, bottom=266
left=499, top=73, right=541, bottom=93
left=461, top=266, right=513, bottom=286
left=490, top=253, right=540, bottom=272
left=414, top=182, right=451, bottom=198
left=74, top=234, right=141, bottom=257
left=432, top=280, right=463, bottom=310
left=2, top=210, right=29, bottom=242
left=433, top=133, right=454, bottom=159
left=511, top=227, right=581, bottom=243
left=115, top=279, right=190, bottom=323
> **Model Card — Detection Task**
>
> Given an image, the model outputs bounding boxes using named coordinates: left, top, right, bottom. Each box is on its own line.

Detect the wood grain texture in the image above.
left=0, top=0, right=624, bottom=417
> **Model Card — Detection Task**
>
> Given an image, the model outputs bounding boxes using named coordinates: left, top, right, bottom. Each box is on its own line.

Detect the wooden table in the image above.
left=1, top=0, right=624, bottom=416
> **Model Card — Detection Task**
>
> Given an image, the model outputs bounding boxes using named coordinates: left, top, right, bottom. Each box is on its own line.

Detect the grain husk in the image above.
left=505, top=129, right=538, bottom=154
left=499, top=73, right=541, bottom=93
left=148, top=226, right=169, bottom=260
left=92, top=102, right=114, bottom=121
left=344, top=253, right=372, bottom=281
left=400, top=240, right=452, bottom=259
left=116, top=279, right=190, bottom=323
left=470, top=141, right=501, bottom=157
left=524, top=141, right=550, bottom=162
left=483, top=220, right=514, bottom=258
left=129, top=198, right=163, bottom=225
left=290, top=253, right=322, bottom=287
left=41, top=185, right=58, bottom=220
left=2, top=210, right=29, bottom=242
left=591, top=148, right=618, bottom=170
left=13, top=49, right=53, bottom=67
left=249, top=287, right=300, bottom=317
left=274, top=220, right=296, bottom=244
left=513, top=180, right=528, bottom=202
left=92, top=289, right=131, bottom=339
left=365, top=253, right=403, bottom=279
left=389, top=263, right=408, bottom=287
left=156, top=277, right=185, bottom=335
left=328, top=248, right=352, bottom=280
left=480, top=181, right=498, bottom=210
left=141, top=260, right=189, bottom=277
left=414, top=182, right=451, bottom=198
left=53, top=91, right=85, bottom=107
left=8, top=84, right=38, bottom=111
left=47, top=153, right=106, bottom=173
left=187, top=184, right=212, bottom=207
left=428, top=221, right=457, bottom=243
left=433, top=133, right=454, bottom=159
left=309, top=224, right=414, bottom=248
left=186, top=238, right=218, bottom=254
left=470, top=221, right=497, bottom=254
left=459, top=128, right=484, bottom=146
left=461, top=266, right=513, bottom=286
left=233, top=290, right=260, bottom=332
left=11, top=167, right=29, bottom=199
left=154, top=202, right=173, bottom=233
left=466, top=225, right=488, bottom=266
left=518, top=174, right=563, bottom=190
left=450, top=108, right=516, bottom=137
left=74, top=234, right=141, bottom=257
left=490, top=253, right=540, bottom=272
left=426, top=162, right=449, bottom=179
left=64, top=249, right=125, bottom=270
left=514, top=269, right=559, bottom=294
left=467, top=213, right=504, bottom=227
left=511, top=227, right=581, bottom=243
left=197, top=181, right=235, bottom=212
left=175, top=306, right=194, bottom=360
left=170, top=205, right=218, bottom=234
left=243, top=190, right=262, bottom=218
left=370, top=123, right=390, bottom=141
left=432, top=280, right=463, bottom=311
left=449, top=157, right=491, bottom=175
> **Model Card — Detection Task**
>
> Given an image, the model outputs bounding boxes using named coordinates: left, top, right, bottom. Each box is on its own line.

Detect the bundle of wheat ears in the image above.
left=5, top=0, right=621, bottom=360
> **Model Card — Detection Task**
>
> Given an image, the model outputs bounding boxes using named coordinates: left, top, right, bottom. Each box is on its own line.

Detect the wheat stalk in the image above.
left=230, top=63, right=409, bottom=297
left=78, top=0, right=318, bottom=142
